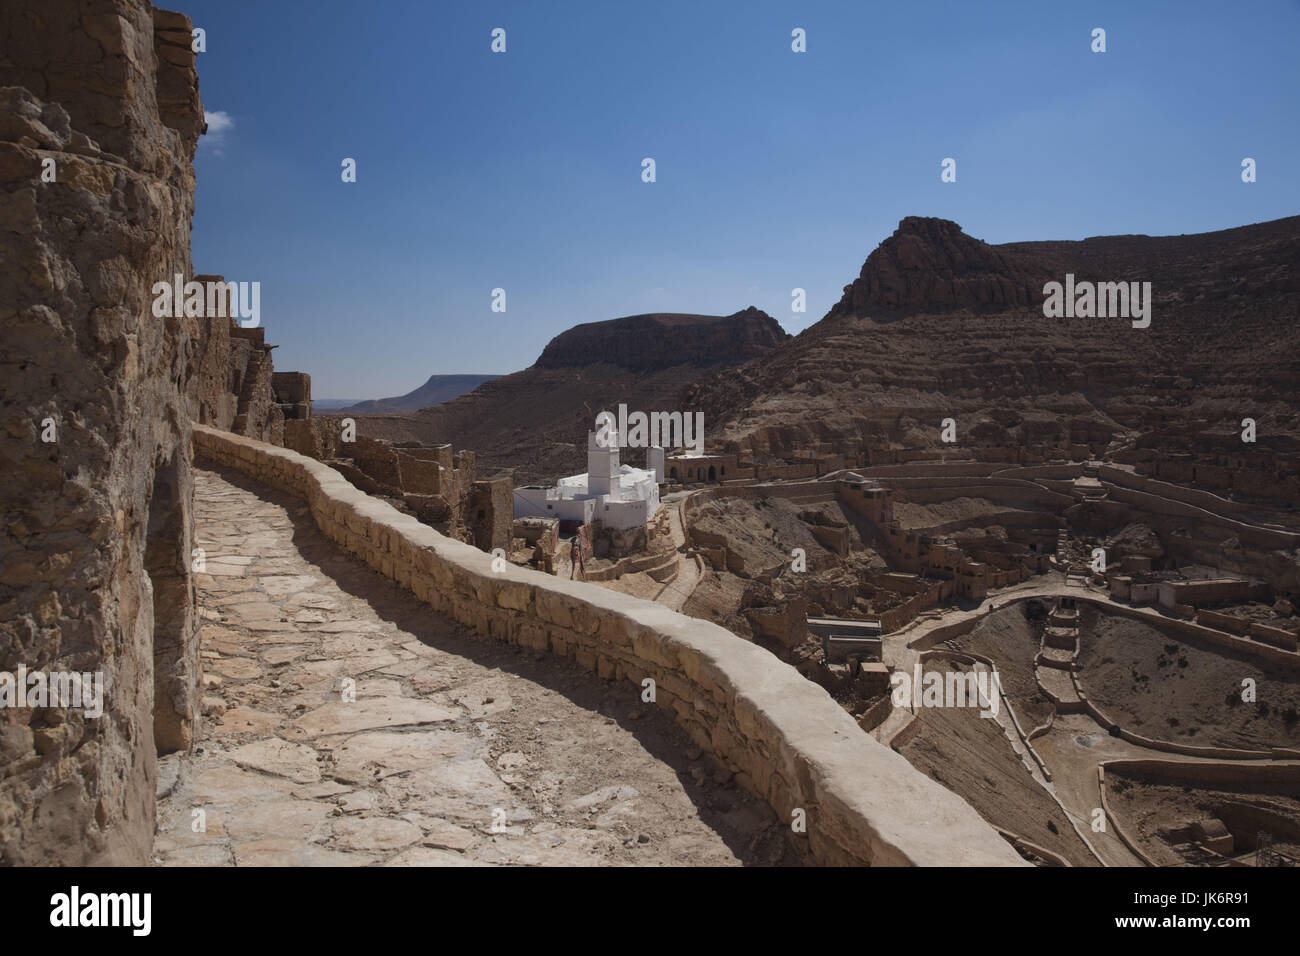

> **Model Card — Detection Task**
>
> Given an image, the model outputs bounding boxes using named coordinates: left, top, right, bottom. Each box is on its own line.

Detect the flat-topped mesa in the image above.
left=535, top=306, right=789, bottom=371
left=828, top=217, right=1055, bottom=319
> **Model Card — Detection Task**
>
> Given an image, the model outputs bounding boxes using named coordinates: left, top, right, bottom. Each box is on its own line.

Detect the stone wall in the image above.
left=284, top=416, right=343, bottom=461
left=271, top=370, right=310, bottom=421
left=469, top=477, right=512, bottom=553
left=186, top=288, right=289, bottom=445
left=186, top=280, right=237, bottom=430
left=192, top=424, right=1025, bottom=866
left=229, top=326, right=280, bottom=444
left=0, top=1, right=205, bottom=864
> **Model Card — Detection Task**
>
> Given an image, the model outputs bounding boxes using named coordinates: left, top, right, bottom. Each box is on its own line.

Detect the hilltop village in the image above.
left=172, top=223, right=1300, bottom=868
left=4, top=0, right=1298, bottom=869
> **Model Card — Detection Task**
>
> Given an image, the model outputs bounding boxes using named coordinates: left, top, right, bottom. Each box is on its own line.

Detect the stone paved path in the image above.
left=153, top=466, right=797, bottom=866
left=657, top=492, right=701, bottom=611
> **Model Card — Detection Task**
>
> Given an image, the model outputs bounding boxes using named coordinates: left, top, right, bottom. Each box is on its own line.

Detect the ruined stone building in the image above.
left=295, top=429, right=511, bottom=553
left=186, top=286, right=288, bottom=445
left=1, top=1, right=208, bottom=864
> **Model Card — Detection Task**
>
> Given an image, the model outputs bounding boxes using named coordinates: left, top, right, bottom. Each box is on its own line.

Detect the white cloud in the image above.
left=204, top=110, right=234, bottom=134
left=200, top=109, right=234, bottom=153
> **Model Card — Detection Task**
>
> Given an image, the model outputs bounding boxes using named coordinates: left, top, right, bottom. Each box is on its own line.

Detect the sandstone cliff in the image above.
left=0, top=1, right=204, bottom=864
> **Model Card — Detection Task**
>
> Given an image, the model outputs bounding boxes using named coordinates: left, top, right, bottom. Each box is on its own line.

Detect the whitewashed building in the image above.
left=514, top=432, right=662, bottom=531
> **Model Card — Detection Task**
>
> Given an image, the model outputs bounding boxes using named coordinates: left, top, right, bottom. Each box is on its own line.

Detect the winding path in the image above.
left=152, top=466, right=794, bottom=866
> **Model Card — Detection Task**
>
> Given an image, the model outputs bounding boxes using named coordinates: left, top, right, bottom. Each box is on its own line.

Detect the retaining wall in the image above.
left=855, top=462, right=1002, bottom=479
left=192, top=425, right=1024, bottom=866
left=991, top=464, right=1086, bottom=481
left=1102, top=485, right=1298, bottom=551
left=1096, top=466, right=1252, bottom=516
left=881, top=477, right=1074, bottom=510
left=1074, top=595, right=1300, bottom=672
left=1101, top=758, right=1300, bottom=789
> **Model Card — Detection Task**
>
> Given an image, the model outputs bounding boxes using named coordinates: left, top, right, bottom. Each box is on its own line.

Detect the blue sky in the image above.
left=186, top=0, right=1300, bottom=399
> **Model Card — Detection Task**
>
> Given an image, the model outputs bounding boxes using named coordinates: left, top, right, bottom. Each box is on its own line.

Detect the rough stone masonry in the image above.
left=0, top=0, right=206, bottom=864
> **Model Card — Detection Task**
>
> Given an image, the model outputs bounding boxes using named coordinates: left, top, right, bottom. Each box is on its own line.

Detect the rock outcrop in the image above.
left=829, top=217, right=1054, bottom=318
left=536, top=307, right=789, bottom=371
left=0, top=1, right=204, bottom=864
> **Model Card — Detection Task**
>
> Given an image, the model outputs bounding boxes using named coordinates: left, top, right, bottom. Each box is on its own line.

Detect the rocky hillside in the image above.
left=348, top=307, right=789, bottom=482
left=695, top=215, right=1300, bottom=513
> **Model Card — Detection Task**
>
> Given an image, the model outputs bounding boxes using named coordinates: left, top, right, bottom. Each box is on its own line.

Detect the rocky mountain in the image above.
left=828, top=216, right=1055, bottom=318
left=694, top=215, right=1300, bottom=514
left=340, top=307, right=789, bottom=482
left=338, top=374, right=500, bottom=415
left=536, top=308, right=789, bottom=371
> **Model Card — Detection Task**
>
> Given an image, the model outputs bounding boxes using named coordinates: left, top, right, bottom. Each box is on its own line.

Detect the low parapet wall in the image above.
left=686, top=481, right=836, bottom=507
left=192, top=425, right=1024, bottom=867
left=1101, top=758, right=1300, bottom=789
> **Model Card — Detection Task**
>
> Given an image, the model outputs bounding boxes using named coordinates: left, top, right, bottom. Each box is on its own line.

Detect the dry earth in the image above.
left=896, top=671, right=1100, bottom=867
left=956, top=602, right=1056, bottom=729
left=1075, top=605, right=1300, bottom=750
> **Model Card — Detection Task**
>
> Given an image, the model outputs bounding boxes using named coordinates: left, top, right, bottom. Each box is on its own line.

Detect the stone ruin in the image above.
left=281, top=421, right=511, bottom=553
left=273, top=370, right=311, bottom=423
left=185, top=278, right=313, bottom=447
left=511, top=516, right=561, bottom=574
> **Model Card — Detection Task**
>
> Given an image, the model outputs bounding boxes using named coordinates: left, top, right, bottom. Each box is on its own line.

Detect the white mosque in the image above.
left=513, top=431, right=663, bottom=531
